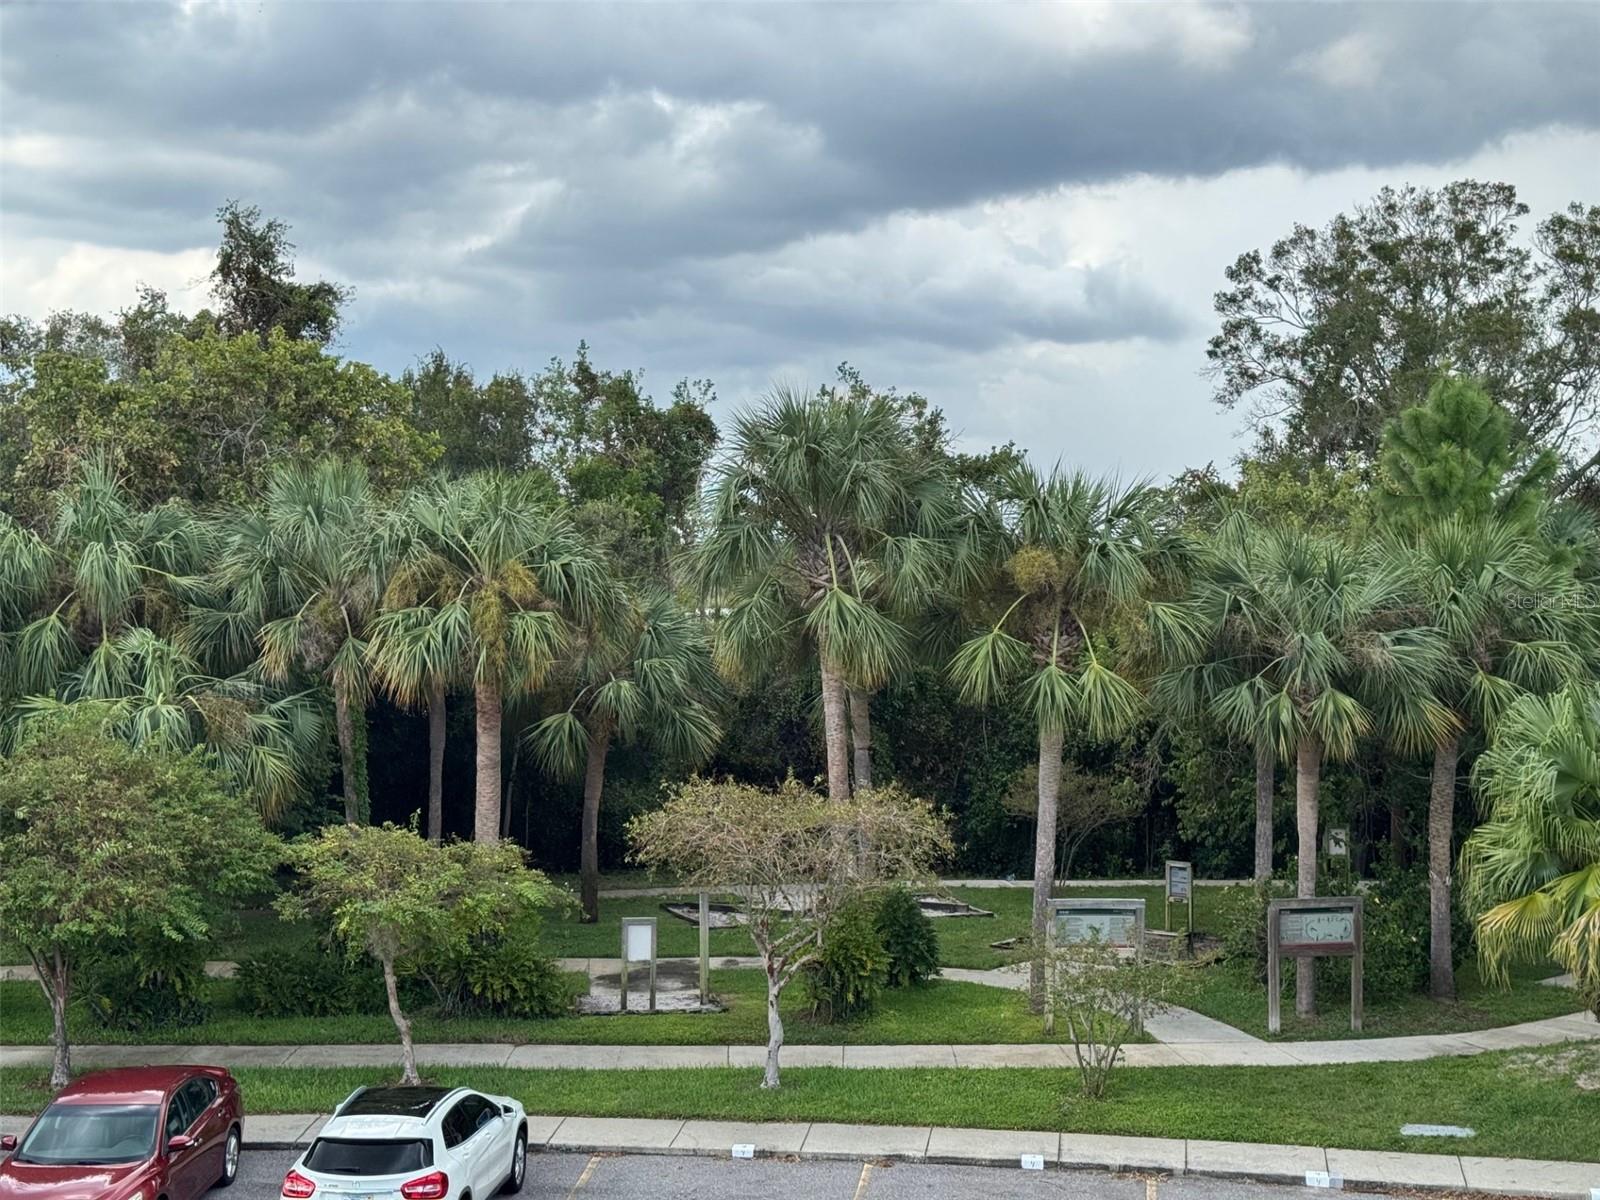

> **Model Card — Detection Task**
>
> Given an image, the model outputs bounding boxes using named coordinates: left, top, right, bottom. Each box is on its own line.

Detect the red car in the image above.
left=0, top=1066, right=242, bottom=1200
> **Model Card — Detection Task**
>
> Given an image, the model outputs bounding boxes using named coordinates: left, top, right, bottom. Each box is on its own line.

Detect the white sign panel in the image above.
left=625, top=923, right=654, bottom=961
left=1019, top=1155, right=1044, bottom=1171
left=1278, top=908, right=1355, bottom=948
left=731, top=1144, right=755, bottom=1159
left=1326, top=827, right=1348, bottom=857
left=1166, top=862, right=1192, bottom=899
left=1054, top=909, right=1137, bottom=947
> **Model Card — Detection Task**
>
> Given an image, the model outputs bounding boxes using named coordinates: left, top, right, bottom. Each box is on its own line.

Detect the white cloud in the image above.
left=1, top=239, right=213, bottom=316
left=1291, top=31, right=1386, bottom=90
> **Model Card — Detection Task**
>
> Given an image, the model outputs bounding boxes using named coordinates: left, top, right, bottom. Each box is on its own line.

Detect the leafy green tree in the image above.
left=0, top=711, right=280, bottom=1086
left=1390, top=518, right=1590, bottom=999
left=531, top=588, right=721, bottom=921
left=1381, top=376, right=1558, bottom=528
left=367, top=474, right=612, bottom=842
left=629, top=777, right=950, bottom=1088
left=208, top=460, right=384, bottom=823
left=209, top=201, right=351, bottom=346
left=404, top=350, right=539, bottom=474
left=949, top=466, right=1187, bottom=1005
left=1156, top=527, right=1450, bottom=1016
left=1461, top=685, right=1600, bottom=1018
left=696, top=386, right=961, bottom=800
left=279, top=822, right=560, bottom=1083
left=1209, top=181, right=1600, bottom=491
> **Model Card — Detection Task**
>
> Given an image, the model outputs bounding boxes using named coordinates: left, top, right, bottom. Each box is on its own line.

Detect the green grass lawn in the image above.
left=3, top=1045, right=1595, bottom=1160
left=1175, top=959, right=1581, bottom=1040
left=0, top=970, right=1119, bottom=1047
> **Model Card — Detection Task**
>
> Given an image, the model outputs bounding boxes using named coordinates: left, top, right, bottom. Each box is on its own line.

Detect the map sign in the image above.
left=1054, top=908, right=1138, bottom=947
left=1277, top=907, right=1355, bottom=950
left=1166, top=861, right=1192, bottom=899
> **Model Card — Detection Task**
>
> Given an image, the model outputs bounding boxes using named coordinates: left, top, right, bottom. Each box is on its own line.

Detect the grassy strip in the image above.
left=1176, top=959, right=1580, bottom=1040
left=0, top=972, right=1106, bottom=1047
left=3, top=1046, right=1597, bottom=1160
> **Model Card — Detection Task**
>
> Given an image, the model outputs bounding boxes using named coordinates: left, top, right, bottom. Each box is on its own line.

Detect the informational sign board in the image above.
left=1324, top=827, right=1349, bottom=858
left=1049, top=900, right=1145, bottom=949
left=1164, top=860, right=1194, bottom=934
left=1266, top=897, right=1362, bottom=1033
left=619, top=916, right=658, bottom=1013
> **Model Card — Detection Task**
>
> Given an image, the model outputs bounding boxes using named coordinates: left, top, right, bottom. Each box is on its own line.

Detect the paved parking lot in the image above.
left=229, top=1148, right=1392, bottom=1199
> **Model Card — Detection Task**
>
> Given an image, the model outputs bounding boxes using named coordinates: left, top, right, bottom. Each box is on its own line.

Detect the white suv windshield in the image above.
left=304, top=1138, right=433, bottom=1175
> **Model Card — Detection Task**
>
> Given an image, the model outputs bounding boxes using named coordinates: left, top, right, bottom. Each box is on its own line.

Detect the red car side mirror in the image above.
left=167, top=1134, right=194, bottom=1152
left=0, top=1135, right=16, bottom=1152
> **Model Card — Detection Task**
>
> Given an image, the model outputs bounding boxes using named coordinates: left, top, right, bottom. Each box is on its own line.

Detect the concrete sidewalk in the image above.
left=0, top=1112, right=1589, bottom=1198
left=3, top=1009, right=1593, bottom=1072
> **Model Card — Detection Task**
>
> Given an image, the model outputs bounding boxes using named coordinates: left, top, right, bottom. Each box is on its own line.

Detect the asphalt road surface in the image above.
left=229, top=1148, right=1392, bottom=1199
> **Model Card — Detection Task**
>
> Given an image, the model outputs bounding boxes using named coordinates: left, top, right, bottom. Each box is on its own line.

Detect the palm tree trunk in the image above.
left=473, top=677, right=502, bottom=843
left=1254, top=741, right=1274, bottom=881
left=819, top=657, right=851, bottom=801
left=1295, top=737, right=1321, bottom=1017
left=848, top=686, right=873, bottom=791
left=580, top=724, right=611, bottom=924
left=1428, top=734, right=1459, bottom=1001
left=427, top=679, right=446, bottom=843
left=333, top=685, right=362, bottom=824
left=1029, top=726, right=1065, bottom=1012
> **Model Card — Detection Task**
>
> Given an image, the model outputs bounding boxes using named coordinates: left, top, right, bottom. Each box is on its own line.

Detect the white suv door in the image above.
left=441, top=1094, right=507, bottom=1196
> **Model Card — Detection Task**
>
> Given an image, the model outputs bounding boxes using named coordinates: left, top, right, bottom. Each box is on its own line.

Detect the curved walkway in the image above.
left=2, top=1011, right=1594, bottom=1073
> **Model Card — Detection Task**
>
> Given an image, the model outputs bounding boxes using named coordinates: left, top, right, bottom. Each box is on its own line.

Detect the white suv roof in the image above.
left=322, top=1086, right=467, bottom=1140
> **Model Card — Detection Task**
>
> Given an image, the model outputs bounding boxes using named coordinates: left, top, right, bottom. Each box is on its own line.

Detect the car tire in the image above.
left=500, top=1129, right=527, bottom=1194
left=215, top=1125, right=242, bottom=1188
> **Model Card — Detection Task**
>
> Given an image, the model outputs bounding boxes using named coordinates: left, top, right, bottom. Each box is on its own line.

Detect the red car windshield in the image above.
left=14, top=1104, right=160, bottom=1166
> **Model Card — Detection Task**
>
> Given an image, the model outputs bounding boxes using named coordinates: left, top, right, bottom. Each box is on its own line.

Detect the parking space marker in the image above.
left=852, top=1162, right=874, bottom=1200
left=565, top=1153, right=602, bottom=1198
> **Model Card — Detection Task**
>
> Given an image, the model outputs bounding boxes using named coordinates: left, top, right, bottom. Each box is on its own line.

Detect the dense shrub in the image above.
left=1345, top=857, right=1470, bottom=1001
left=874, top=886, right=940, bottom=987
left=423, top=918, right=573, bottom=1019
left=1216, top=877, right=1293, bottom=982
left=234, top=942, right=387, bottom=1018
left=803, top=899, right=888, bottom=1022
left=79, top=939, right=210, bottom=1031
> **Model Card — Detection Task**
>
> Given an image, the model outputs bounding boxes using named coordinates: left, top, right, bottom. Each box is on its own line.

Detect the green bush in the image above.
left=1216, top=877, right=1293, bottom=982
left=79, top=938, right=210, bottom=1031
left=803, top=899, right=888, bottom=1023
left=424, top=918, right=573, bottom=1019
left=234, top=942, right=386, bottom=1018
left=874, top=886, right=939, bottom=988
left=1343, top=856, right=1470, bottom=1001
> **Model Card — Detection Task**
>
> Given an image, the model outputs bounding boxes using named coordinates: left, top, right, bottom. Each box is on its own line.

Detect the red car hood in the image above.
left=0, top=1159, right=145, bottom=1200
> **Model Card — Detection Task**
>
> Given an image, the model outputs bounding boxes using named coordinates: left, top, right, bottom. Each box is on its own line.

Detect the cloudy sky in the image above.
left=3, top=1, right=1598, bottom=478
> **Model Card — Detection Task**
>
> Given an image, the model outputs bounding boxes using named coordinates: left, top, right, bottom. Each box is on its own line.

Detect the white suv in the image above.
left=280, top=1086, right=527, bottom=1200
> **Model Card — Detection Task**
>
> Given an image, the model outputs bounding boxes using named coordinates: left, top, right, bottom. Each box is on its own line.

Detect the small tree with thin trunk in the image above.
left=0, top=710, right=279, bottom=1088
left=628, top=777, right=950, bottom=1089
left=279, top=822, right=560, bottom=1084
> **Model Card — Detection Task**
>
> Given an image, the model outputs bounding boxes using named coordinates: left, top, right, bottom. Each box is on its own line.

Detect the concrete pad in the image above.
left=283, top=1044, right=400, bottom=1067
left=414, top=1044, right=517, bottom=1067
left=669, top=1119, right=811, bottom=1154
left=1169, top=1043, right=1304, bottom=1067
left=0, top=1048, right=50, bottom=1069
left=727, top=1044, right=842, bottom=1068
left=521, top=1115, right=564, bottom=1146
left=548, top=1116, right=685, bottom=1152
left=1118, top=1045, right=1194, bottom=1067
left=1143, top=1007, right=1263, bottom=1045
left=1276, top=1038, right=1436, bottom=1064
left=243, top=1114, right=321, bottom=1148
left=1458, top=1024, right=1574, bottom=1051
left=799, top=1121, right=932, bottom=1159
left=1325, top=1147, right=1467, bottom=1190
left=1186, top=1138, right=1327, bottom=1183
left=841, top=1044, right=957, bottom=1067
left=1058, top=1132, right=1185, bottom=1173
left=950, top=1043, right=1068, bottom=1068
left=0, top=1116, right=33, bottom=1138
left=506, top=1044, right=728, bottom=1069
left=925, top=1126, right=1058, bottom=1165
left=1459, top=1155, right=1600, bottom=1198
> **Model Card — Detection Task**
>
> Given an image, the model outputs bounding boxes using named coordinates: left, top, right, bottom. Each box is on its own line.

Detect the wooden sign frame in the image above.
left=1163, top=860, right=1194, bottom=933
left=1043, top=898, right=1147, bottom=1036
left=1266, top=897, right=1363, bottom=1034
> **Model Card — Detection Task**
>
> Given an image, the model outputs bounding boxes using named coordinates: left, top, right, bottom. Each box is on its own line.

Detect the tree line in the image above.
left=2, top=184, right=1597, bottom=1014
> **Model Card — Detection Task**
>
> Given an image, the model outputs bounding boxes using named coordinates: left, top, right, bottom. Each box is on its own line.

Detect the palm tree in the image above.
left=1163, top=527, right=1452, bottom=1016
left=367, top=473, right=611, bottom=842
left=949, top=466, right=1188, bottom=1006
left=1390, top=516, right=1592, bottom=1000
left=209, top=460, right=382, bottom=823
left=694, top=386, right=959, bottom=799
left=1461, top=684, right=1600, bottom=1018
left=531, top=588, right=722, bottom=920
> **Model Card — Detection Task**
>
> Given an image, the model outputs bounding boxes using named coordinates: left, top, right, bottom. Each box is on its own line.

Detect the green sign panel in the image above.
left=1054, top=908, right=1138, bottom=947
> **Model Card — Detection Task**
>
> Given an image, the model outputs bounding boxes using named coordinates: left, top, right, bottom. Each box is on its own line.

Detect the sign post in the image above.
left=1266, top=897, right=1362, bottom=1034
left=1044, top=898, right=1147, bottom=1035
left=697, top=891, right=711, bottom=1006
left=620, top=916, right=658, bottom=1013
left=1163, top=860, right=1193, bottom=934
